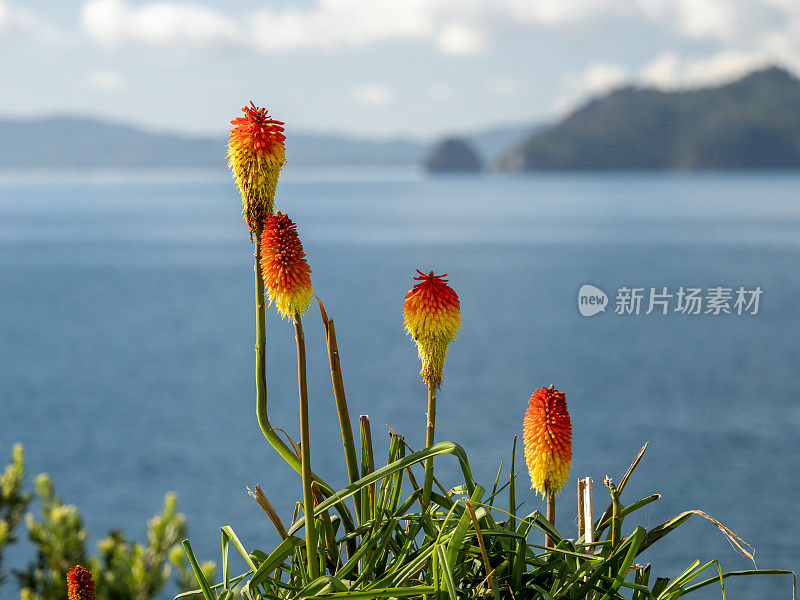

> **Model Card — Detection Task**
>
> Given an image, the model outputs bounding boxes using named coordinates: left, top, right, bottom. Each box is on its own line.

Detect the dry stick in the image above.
left=466, top=500, right=499, bottom=600
left=583, top=477, right=594, bottom=554
left=294, top=313, right=319, bottom=579
left=316, top=298, right=360, bottom=559
left=598, top=442, right=648, bottom=527
left=577, top=479, right=587, bottom=587
left=248, top=484, right=288, bottom=540
left=422, top=384, right=437, bottom=509
left=578, top=479, right=586, bottom=539
left=582, top=477, right=594, bottom=554
left=581, top=477, right=594, bottom=590
left=317, top=298, right=362, bottom=524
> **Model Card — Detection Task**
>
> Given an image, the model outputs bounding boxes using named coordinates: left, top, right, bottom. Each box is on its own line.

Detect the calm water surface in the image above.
left=1, top=169, right=798, bottom=599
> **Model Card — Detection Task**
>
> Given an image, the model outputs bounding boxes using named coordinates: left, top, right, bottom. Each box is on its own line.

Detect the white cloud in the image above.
left=87, top=69, right=125, bottom=91
left=68, top=0, right=800, bottom=67
left=352, top=84, right=392, bottom=107
left=554, top=50, right=799, bottom=118
left=70, top=0, right=637, bottom=56
left=436, top=22, right=486, bottom=55
left=81, top=0, right=240, bottom=49
left=246, top=0, right=621, bottom=54
left=639, top=52, right=680, bottom=87
left=577, top=63, right=629, bottom=93
left=635, top=0, right=741, bottom=42
left=249, top=0, right=437, bottom=53
left=562, top=62, right=629, bottom=99
left=640, top=50, right=783, bottom=88
left=502, top=0, right=619, bottom=26
left=555, top=62, right=630, bottom=116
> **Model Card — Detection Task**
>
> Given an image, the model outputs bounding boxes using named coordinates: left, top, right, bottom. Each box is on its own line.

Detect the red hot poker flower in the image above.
left=260, top=212, right=313, bottom=319
left=523, top=386, right=572, bottom=498
left=228, top=102, right=286, bottom=232
left=403, top=270, right=461, bottom=389
left=67, top=565, right=96, bottom=600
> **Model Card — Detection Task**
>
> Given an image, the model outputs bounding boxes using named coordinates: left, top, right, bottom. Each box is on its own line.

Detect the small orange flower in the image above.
left=67, top=565, right=96, bottom=600
left=403, top=270, right=461, bottom=389
left=228, top=102, right=286, bottom=233
left=260, top=212, right=312, bottom=319
left=523, top=386, right=572, bottom=498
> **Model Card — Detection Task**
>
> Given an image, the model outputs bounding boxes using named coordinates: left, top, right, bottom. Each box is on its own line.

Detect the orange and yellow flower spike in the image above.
left=260, top=212, right=313, bottom=319
left=403, top=269, right=461, bottom=389
left=228, top=102, right=286, bottom=233
left=67, top=565, right=96, bottom=600
left=523, top=386, right=572, bottom=499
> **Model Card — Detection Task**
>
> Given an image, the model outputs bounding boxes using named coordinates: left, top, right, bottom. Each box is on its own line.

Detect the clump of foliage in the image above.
left=0, top=443, right=214, bottom=599
left=0, top=444, right=32, bottom=590
left=175, top=102, right=796, bottom=600
left=179, top=435, right=795, bottom=600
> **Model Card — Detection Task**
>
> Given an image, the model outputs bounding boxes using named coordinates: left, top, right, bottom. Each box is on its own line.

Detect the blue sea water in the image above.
left=1, top=169, right=799, bottom=599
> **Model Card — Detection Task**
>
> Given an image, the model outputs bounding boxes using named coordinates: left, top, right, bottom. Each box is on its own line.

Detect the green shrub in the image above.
left=0, top=443, right=214, bottom=600
left=0, top=444, right=32, bottom=592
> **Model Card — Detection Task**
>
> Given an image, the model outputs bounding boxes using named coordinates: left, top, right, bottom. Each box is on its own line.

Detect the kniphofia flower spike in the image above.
left=523, top=386, right=572, bottom=498
left=67, top=565, right=96, bottom=600
left=403, top=269, right=461, bottom=389
left=260, top=212, right=313, bottom=319
left=228, top=102, right=286, bottom=233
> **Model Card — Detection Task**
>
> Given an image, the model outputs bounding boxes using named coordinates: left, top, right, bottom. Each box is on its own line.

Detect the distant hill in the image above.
left=500, top=66, right=800, bottom=171
left=0, top=117, right=426, bottom=169
left=467, top=123, right=541, bottom=164
left=424, top=138, right=483, bottom=173
left=11, top=67, right=798, bottom=172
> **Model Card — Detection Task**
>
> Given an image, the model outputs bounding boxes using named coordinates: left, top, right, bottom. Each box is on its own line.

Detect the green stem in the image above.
left=545, top=490, right=555, bottom=548
left=252, top=227, right=355, bottom=532
left=294, top=313, right=319, bottom=579
left=323, top=314, right=362, bottom=524
left=422, top=384, right=437, bottom=509
left=254, top=224, right=298, bottom=468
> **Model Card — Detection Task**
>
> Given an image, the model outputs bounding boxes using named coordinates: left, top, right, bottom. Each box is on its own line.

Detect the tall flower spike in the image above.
left=228, top=102, right=286, bottom=233
left=403, top=269, right=461, bottom=389
left=260, top=212, right=313, bottom=319
left=523, top=386, right=572, bottom=498
left=67, top=565, right=96, bottom=600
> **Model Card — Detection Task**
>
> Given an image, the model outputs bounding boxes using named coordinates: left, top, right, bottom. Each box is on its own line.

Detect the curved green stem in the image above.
left=294, top=313, right=319, bottom=579
left=253, top=224, right=296, bottom=467
left=252, top=226, right=355, bottom=533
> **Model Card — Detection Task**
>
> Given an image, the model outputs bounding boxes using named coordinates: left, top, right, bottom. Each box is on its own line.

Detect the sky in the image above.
left=2, top=0, right=800, bottom=139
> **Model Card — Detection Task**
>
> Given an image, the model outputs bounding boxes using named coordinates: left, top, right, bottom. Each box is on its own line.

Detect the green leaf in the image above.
left=247, top=536, right=305, bottom=589
left=288, top=442, right=476, bottom=536
left=180, top=540, right=214, bottom=600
